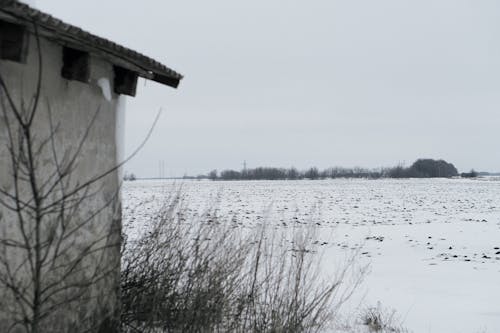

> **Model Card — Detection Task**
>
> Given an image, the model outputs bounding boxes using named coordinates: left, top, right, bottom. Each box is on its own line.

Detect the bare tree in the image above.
left=0, top=24, right=154, bottom=332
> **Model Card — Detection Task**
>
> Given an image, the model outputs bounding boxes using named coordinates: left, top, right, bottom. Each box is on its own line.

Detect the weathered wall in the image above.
left=0, top=32, right=122, bottom=332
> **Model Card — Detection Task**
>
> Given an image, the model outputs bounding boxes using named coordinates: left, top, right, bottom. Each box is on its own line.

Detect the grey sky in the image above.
left=38, top=0, right=500, bottom=177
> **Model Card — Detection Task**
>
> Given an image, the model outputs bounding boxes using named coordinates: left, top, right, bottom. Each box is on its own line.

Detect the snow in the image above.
left=123, top=178, right=500, bottom=332
left=97, top=77, right=112, bottom=102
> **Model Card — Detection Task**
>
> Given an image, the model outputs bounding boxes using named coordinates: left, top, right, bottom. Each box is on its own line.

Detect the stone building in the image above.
left=0, top=1, right=181, bottom=331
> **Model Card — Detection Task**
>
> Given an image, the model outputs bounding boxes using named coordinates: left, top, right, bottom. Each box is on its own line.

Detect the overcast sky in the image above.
left=38, top=0, right=500, bottom=177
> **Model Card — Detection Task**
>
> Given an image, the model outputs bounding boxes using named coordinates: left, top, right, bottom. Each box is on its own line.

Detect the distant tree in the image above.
left=251, top=167, right=287, bottom=180
left=208, top=169, right=218, bottom=181
left=220, top=170, right=241, bottom=180
left=287, top=167, right=300, bottom=180
left=203, top=159, right=459, bottom=181
left=124, top=172, right=137, bottom=181
left=304, top=167, right=319, bottom=180
left=461, top=169, right=478, bottom=178
left=409, top=159, right=458, bottom=178
left=386, top=164, right=408, bottom=178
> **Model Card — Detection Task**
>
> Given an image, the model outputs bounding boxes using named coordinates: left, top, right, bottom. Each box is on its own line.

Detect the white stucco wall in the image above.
left=0, top=33, right=122, bottom=331
left=116, top=95, right=127, bottom=182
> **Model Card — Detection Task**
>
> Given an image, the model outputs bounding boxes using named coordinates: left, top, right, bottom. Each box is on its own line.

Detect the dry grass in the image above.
left=121, top=193, right=365, bottom=333
left=359, top=303, right=410, bottom=333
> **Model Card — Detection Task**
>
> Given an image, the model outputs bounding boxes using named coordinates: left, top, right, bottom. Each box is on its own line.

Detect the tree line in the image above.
left=202, top=159, right=462, bottom=181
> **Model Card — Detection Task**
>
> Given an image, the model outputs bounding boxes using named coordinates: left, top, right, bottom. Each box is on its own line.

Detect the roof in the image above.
left=0, top=0, right=183, bottom=88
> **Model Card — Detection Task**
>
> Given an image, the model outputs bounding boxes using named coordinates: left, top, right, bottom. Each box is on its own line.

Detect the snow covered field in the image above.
left=123, top=178, right=500, bottom=333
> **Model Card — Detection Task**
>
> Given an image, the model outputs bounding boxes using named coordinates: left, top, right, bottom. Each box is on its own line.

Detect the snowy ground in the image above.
left=123, top=178, right=500, bottom=333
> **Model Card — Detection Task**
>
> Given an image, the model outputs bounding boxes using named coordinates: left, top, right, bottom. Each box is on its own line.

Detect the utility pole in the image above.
left=159, top=160, right=166, bottom=179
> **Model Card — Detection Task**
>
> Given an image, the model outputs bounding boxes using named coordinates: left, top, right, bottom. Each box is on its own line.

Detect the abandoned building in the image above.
left=0, top=0, right=182, bottom=331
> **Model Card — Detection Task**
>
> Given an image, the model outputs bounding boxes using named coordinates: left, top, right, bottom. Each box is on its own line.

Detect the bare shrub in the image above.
left=359, top=303, right=410, bottom=333
left=121, top=193, right=365, bottom=332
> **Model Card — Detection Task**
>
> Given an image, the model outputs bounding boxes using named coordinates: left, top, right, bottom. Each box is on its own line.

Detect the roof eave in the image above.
left=0, top=0, right=183, bottom=89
